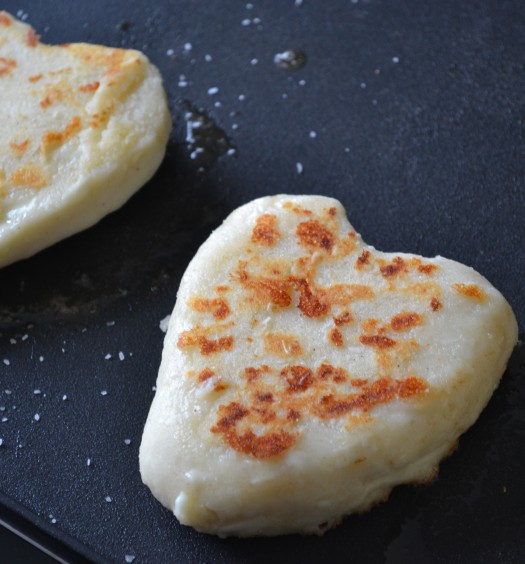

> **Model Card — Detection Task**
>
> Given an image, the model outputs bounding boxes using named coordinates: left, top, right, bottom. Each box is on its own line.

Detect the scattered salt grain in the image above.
left=124, top=439, right=131, bottom=445
left=101, top=390, right=108, bottom=396
left=250, top=58, right=258, bottom=65
left=309, top=130, right=317, bottom=139
left=296, top=162, right=304, bottom=174
left=1, top=417, right=7, bottom=423
left=166, top=48, right=174, bottom=56
left=22, top=334, right=29, bottom=341
left=125, top=556, right=136, bottom=563
left=62, top=395, right=68, bottom=401
left=299, top=79, right=306, bottom=86
left=87, top=458, right=92, bottom=466
left=214, top=101, right=222, bottom=108
left=183, top=42, right=192, bottom=51
left=360, top=82, right=367, bottom=89
left=106, top=321, right=115, bottom=327
left=39, top=356, right=44, bottom=362
left=204, top=54, right=213, bottom=62
left=33, top=413, right=40, bottom=422
left=159, top=315, right=171, bottom=333
left=33, top=389, right=41, bottom=395
left=232, top=123, right=239, bottom=130
left=392, top=56, right=400, bottom=63
left=152, top=385, right=157, bottom=392
left=10, top=338, right=16, bottom=345
left=227, top=148, right=236, bottom=156
left=105, top=496, right=113, bottom=503
left=207, top=86, right=219, bottom=95
left=0, top=438, right=3, bottom=446
left=246, top=2, right=254, bottom=9
left=241, top=18, right=251, bottom=26
left=105, top=353, right=112, bottom=360
left=119, top=352, right=125, bottom=361
left=238, top=93, right=246, bottom=101
left=3, top=359, right=10, bottom=366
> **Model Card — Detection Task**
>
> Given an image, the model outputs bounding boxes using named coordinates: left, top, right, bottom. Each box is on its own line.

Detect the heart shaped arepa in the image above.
left=0, top=11, right=170, bottom=267
left=140, top=194, right=517, bottom=537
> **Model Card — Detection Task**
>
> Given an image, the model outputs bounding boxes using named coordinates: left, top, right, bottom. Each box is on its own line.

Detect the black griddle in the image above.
left=1, top=1, right=524, bottom=562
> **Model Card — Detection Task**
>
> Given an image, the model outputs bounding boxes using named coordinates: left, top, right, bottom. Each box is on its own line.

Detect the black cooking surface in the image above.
left=0, top=1, right=524, bottom=562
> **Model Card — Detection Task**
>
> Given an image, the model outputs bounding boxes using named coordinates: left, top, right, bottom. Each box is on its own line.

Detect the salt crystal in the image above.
left=204, top=54, right=213, bottom=62
left=106, top=321, right=115, bottom=327
left=309, top=130, right=317, bottom=139
left=105, top=496, right=113, bottom=502
left=296, top=162, right=304, bottom=174
left=87, top=458, right=92, bottom=466
left=232, top=123, right=239, bottom=130
left=159, top=315, right=171, bottom=333
left=207, top=86, right=219, bottom=95
left=22, top=334, right=29, bottom=341
left=241, top=19, right=251, bottom=26
left=183, top=42, right=192, bottom=51
left=3, top=359, right=10, bottom=366
left=119, top=352, right=125, bottom=361
left=10, top=338, right=16, bottom=345
left=166, top=48, right=174, bottom=56
left=295, top=0, right=303, bottom=6
left=125, top=556, right=135, bottom=563
left=39, top=356, right=44, bottom=362
left=360, top=82, right=367, bottom=89
left=250, top=58, right=258, bottom=65
left=62, top=395, right=68, bottom=401
left=33, top=413, right=40, bottom=422
left=253, top=17, right=262, bottom=24
left=33, top=389, right=41, bottom=395
left=392, top=56, right=400, bottom=63
left=238, top=93, right=246, bottom=101
left=152, top=385, right=157, bottom=392
left=101, top=390, right=108, bottom=396
left=246, top=2, right=254, bottom=9
left=0, top=438, right=3, bottom=446
left=124, top=439, right=131, bottom=445
left=1, top=417, right=7, bottom=423
left=299, top=79, right=306, bottom=86
left=105, top=353, right=112, bottom=360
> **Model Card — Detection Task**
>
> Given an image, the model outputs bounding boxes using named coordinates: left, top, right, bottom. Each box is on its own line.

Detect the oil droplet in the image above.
left=182, top=101, right=236, bottom=168
left=274, top=50, right=308, bottom=71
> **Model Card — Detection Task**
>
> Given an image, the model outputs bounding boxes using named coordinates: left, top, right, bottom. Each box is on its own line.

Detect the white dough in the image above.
left=0, top=11, right=171, bottom=267
left=140, top=195, right=517, bottom=537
